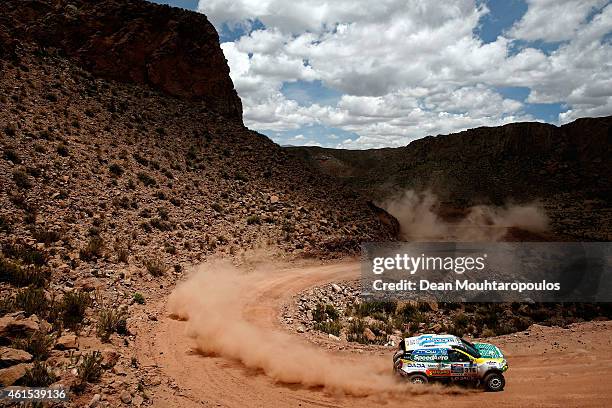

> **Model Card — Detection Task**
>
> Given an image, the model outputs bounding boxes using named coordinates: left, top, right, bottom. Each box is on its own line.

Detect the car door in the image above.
left=447, top=350, right=476, bottom=379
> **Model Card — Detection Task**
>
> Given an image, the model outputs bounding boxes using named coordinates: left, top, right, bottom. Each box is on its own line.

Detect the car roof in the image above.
left=404, top=334, right=463, bottom=350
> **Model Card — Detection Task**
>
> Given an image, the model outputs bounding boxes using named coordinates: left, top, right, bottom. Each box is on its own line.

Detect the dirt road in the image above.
left=135, top=260, right=612, bottom=407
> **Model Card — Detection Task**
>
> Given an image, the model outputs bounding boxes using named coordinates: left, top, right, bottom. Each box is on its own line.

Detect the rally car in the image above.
left=393, top=334, right=508, bottom=391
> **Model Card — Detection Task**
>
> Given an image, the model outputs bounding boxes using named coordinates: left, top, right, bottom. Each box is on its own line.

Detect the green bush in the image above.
left=32, top=228, right=62, bottom=244
left=108, top=163, right=124, bottom=177
left=314, top=321, right=342, bottom=337
left=79, top=236, right=105, bottom=261
left=144, top=258, right=165, bottom=277
left=3, top=243, right=47, bottom=266
left=3, top=148, right=21, bottom=163
left=14, top=287, right=48, bottom=316
left=246, top=215, right=261, bottom=225
left=346, top=319, right=368, bottom=344
left=12, top=331, right=54, bottom=360
left=0, top=215, right=11, bottom=232
left=74, top=351, right=103, bottom=392
left=137, top=172, right=156, bottom=187
left=61, top=290, right=91, bottom=328
left=0, top=257, right=48, bottom=287
left=13, top=169, right=32, bottom=189
left=97, top=309, right=128, bottom=342
left=133, top=293, right=145, bottom=304
left=21, top=361, right=57, bottom=387
left=56, top=143, right=69, bottom=157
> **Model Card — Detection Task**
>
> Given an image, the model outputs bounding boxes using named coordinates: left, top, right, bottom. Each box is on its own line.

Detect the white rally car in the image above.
left=393, top=334, right=508, bottom=391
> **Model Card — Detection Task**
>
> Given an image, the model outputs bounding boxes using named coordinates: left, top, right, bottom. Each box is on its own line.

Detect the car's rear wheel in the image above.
left=483, top=372, right=505, bottom=392
left=409, top=374, right=428, bottom=385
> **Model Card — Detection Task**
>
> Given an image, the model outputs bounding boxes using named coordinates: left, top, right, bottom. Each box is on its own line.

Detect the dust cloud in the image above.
left=167, top=260, right=463, bottom=397
left=382, top=190, right=548, bottom=241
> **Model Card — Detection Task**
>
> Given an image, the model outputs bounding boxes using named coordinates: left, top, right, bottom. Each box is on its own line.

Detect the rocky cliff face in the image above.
left=0, top=0, right=243, bottom=122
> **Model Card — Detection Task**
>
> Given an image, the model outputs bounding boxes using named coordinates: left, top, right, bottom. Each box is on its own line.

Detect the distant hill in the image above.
left=287, top=117, right=612, bottom=240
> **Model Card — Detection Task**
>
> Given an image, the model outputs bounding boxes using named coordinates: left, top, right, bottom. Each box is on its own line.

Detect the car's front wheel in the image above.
left=409, top=374, right=428, bottom=385
left=483, top=372, right=505, bottom=392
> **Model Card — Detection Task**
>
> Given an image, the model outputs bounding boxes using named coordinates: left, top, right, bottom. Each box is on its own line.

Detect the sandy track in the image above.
left=135, top=260, right=612, bottom=407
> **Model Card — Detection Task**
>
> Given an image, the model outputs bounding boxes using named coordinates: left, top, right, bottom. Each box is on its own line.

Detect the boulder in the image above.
left=363, top=328, right=376, bottom=342
left=55, top=334, right=79, bottom=350
left=0, top=347, right=32, bottom=368
left=120, top=390, right=132, bottom=404
left=0, top=363, right=28, bottom=386
left=0, top=315, right=39, bottom=339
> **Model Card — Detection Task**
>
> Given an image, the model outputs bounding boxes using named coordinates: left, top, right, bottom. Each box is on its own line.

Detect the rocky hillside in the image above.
left=288, top=118, right=612, bottom=240
left=0, top=1, right=396, bottom=403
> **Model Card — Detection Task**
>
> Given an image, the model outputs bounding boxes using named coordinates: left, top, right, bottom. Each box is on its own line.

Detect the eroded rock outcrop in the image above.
left=0, top=0, right=242, bottom=121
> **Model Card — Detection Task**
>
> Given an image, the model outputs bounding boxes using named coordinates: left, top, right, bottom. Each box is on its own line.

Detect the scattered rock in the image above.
left=120, top=390, right=132, bottom=404
left=55, top=334, right=79, bottom=350
left=88, top=393, right=101, bottom=407
left=101, top=348, right=120, bottom=369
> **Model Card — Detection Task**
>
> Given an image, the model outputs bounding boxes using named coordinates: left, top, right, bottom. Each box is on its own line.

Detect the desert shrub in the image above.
left=137, top=172, right=156, bottom=186
left=0, top=215, right=11, bottom=232
left=161, top=168, right=173, bottom=179
left=312, top=304, right=326, bottom=322
left=14, top=287, right=48, bottom=316
left=32, top=228, right=62, bottom=244
left=97, top=309, right=128, bottom=342
left=79, top=236, right=104, bottom=260
left=108, top=163, right=124, bottom=177
left=12, top=169, right=32, bottom=189
left=0, top=257, right=48, bottom=287
left=3, top=242, right=47, bottom=266
left=314, top=321, right=342, bottom=337
left=246, top=215, right=261, bottom=225
left=4, top=124, right=17, bottom=137
left=21, top=361, right=57, bottom=387
left=234, top=171, right=248, bottom=182
left=144, top=258, right=165, bottom=277
left=56, top=143, right=69, bottom=157
left=325, top=304, right=340, bottom=321
left=133, top=152, right=148, bottom=166
left=453, top=313, right=470, bottom=328
left=12, top=331, right=54, bottom=360
left=211, top=203, right=223, bottom=213
left=3, top=148, right=21, bottom=163
left=61, top=290, right=91, bottom=328
left=45, top=92, right=58, bottom=102
left=346, top=319, right=368, bottom=344
left=116, top=246, right=129, bottom=264
left=149, top=217, right=173, bottom=231
left=133, top=293, right=145, bottom=304
left=355, top=300, right=397, bottom=317
left=112, top=196, right=131, bottom=209
left=74, top=351, right=103, bottom=392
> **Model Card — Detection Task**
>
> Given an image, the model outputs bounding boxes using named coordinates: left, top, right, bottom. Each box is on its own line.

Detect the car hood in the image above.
left=473, top=342, right=504, bottom=358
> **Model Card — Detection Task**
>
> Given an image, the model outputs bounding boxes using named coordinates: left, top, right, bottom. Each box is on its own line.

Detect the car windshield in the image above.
left=460, top=339, right=481, bottom=358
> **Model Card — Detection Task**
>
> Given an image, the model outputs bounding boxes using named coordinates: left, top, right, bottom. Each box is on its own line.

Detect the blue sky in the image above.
left=153, top=0, right=611, bottom=149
